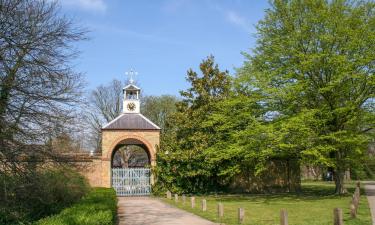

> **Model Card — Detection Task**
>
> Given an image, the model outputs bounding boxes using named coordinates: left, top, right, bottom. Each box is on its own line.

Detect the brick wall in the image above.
left=75, top=157, right=103, bottom=187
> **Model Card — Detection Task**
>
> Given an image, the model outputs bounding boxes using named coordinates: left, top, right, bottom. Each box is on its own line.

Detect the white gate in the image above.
left=112, top=168, right=151, bottom=196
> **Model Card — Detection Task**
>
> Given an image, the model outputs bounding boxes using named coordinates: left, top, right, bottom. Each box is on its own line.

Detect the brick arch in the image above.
left=106, top=134, right=156, bottom=162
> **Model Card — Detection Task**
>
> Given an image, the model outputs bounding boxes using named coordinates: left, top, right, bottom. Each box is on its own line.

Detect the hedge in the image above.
left=1, top=167, right=90, bottom=224
left=36, top=188, right=117, bottom=225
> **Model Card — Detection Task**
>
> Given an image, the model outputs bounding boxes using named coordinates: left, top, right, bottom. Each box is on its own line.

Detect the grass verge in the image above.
left=162, top=181, right=372, bottom=225
left=35, top=187, right=117, bottom=225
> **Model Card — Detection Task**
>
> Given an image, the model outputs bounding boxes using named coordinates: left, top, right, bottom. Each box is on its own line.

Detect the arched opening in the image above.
left=110, top=138, right=151, bottom=196
left=111, top=138, right=150, bottom=168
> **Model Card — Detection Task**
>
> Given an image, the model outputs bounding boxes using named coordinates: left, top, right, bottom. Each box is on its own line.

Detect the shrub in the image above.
left=0, top=166, right=89, bottom=224
left=36, top=188, right=117, bottom=225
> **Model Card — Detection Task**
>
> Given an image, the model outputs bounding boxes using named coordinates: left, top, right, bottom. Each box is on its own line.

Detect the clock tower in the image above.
left=100, top=69, right=161, bottom=191
left=123, top=81, right=140, bottom=114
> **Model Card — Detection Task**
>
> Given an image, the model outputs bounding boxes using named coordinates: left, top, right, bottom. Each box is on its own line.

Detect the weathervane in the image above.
left=125, top=69, right=138, bottom=84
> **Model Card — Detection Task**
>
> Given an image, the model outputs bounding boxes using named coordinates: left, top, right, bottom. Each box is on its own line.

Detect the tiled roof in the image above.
left=102, top=113, right=160, bottom=130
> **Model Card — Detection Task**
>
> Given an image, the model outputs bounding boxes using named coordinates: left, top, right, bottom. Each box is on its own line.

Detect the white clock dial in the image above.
left=127, top=102, right=136, bottom=111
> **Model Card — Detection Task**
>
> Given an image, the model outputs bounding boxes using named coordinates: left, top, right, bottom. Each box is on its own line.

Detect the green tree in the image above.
left=239, top=0, right=375, bottom=194
left=157, top=56, right=231, bottom=193
left=202, top=92, right=270, bottom=189
left=141, top=95, right=178, bottom=132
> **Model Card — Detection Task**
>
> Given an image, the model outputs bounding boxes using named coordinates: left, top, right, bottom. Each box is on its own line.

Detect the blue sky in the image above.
left=58, top=0, right=269, bottom=96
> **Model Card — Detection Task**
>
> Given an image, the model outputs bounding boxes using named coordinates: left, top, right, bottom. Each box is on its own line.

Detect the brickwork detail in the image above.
left=100, top=130, right=160, bottom=188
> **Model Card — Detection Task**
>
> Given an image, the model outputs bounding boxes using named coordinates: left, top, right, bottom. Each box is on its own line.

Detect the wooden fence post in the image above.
left=166, top=191, right=172, bottom=199
left=174, top=194, right=178, bottom=203
left=280, top=209, right=288, bottom=225
left=353, top=194, right=359, bottom=209
left=217, top=203, right=224, bottom=218
left=191, top=197, right=195, bottom=208
left=356, top=186, right=361, bottom=198
left=353, top=187, right=360, bottom=209
left=202, top=199, right=207, bottom=211
left=350, top=203, right=356, bottom=218
left=350, top=185, right=361, bottom=219
left=333, top=208, right=343, bottom=225
left=238, top=208, right=245, bottom=224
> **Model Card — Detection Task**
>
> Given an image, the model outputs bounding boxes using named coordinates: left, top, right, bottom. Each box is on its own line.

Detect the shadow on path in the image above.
left=117, top=197, right=216, bottom=225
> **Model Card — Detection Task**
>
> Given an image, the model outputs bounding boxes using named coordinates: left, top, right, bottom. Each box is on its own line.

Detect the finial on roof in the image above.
left=125, top=69, right=138, bottom=84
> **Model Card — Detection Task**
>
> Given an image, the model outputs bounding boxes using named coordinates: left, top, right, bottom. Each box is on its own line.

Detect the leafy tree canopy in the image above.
left=238, top=0, right=375, bottom=194
left=157, top=56, right=232, bottom=193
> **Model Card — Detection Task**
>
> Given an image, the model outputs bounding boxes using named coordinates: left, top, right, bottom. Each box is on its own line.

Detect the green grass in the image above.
left=162, top=181, right=372, bottom=225
left=35, top=188, right=117, bottom=225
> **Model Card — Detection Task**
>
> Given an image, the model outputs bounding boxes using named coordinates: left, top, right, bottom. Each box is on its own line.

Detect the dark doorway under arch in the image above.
left=111, top=138, right=150, bottom=168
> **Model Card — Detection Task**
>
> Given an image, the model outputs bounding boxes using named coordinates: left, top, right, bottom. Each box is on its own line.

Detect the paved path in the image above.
left=364, top=181, right=375, bottom=225
left=117, top=197, right=216, bottom=225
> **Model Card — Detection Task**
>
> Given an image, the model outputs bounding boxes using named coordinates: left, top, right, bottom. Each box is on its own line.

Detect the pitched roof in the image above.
left=123, top=84, right=140, bottom=91
left=102, top=113, right=160, bottom=130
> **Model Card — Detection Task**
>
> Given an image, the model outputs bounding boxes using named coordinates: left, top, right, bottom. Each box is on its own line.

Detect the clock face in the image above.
left=127, top=102, right=136, bottom=111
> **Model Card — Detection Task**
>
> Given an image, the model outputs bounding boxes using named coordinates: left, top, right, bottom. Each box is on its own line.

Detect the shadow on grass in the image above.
left=163, top=181, right=372, bottom=225
left=197, top=181, right=360, bottom=203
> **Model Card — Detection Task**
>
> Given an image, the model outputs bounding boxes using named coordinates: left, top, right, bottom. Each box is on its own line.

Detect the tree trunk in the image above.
left=120, top=148, right=129, bottom=168
left=287, top=159, right=301, bottom=192
left=334, top=149, right=347, bottom=195
left=334, top=168, right=346, bottom=194
left=0, top=73, right=17, bottom=126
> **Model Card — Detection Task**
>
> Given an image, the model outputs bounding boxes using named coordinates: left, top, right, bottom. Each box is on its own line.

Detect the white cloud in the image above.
left=206, top=0, right=254, bottom=33
left=57, top=0, right=107, bottom=12
left=89, top=23, right=187, bottom=46
left=225, top=10, right=252, bottom=33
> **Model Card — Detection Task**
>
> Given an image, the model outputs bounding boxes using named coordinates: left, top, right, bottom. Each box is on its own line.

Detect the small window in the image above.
left=127, top=91, right=137, bottom=99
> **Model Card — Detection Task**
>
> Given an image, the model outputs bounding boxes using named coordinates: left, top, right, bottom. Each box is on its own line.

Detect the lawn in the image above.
left=162, top=181, right=372, bottom=225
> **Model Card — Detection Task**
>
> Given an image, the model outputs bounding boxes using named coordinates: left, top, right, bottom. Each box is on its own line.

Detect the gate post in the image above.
left=101, top=159, right=111, bottom=188
left=191, top=197, right=195, bottom=208
left=166, top=191, right=172, bottom=199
